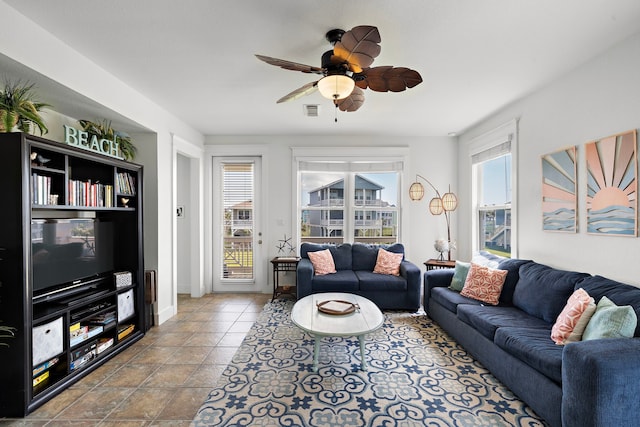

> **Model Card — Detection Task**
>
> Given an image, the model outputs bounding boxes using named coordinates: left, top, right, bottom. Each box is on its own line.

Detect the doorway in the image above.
left=212, top=156, right=263, bottom=292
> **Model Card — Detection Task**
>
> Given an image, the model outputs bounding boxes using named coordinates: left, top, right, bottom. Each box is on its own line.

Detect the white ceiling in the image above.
left=3, top=0, right=640, bottom=137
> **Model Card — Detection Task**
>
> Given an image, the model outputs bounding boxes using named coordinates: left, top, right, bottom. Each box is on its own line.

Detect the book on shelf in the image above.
left=87, top=310, right=116, bottom=326
left=117, top=324, right=135, bottom=340
left=68, top=180, right=114, bottom=207
left=33, top=357, right=59, bottom=377
left=70, top=325, right=103, bottom=347
left=116, top=172, right=136, bottom=196
left=33, top=370, right=49, bottom=387
left=70, top=324, right=89, bottom=339
left=96, top=337, right=114, bottom=354
left=31, top=173, right=52, bottom=205
left=70, top=341, right=97, bottom=371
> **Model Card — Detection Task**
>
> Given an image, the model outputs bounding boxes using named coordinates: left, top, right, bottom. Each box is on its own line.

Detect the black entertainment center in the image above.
left=0, top=132, right=145, bottom=417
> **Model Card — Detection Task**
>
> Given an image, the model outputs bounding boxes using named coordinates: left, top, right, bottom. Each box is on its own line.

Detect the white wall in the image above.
left=205, top=135, right=457, bottom=291
left=458, top=32, right=640, bottom=285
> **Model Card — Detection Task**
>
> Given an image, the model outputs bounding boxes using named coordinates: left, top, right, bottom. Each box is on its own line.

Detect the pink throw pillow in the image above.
left=373, top=248, right=404, bottom=276
left=551, top=288, right=596, bottom=345
left=460, top=263, right=508, bottom=305
left=307, top=249, right=336, bottom=275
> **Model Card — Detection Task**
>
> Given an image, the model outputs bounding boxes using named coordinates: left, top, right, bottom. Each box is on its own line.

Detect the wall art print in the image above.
left=542, top=146, right=577, bottom=232
left=586, top=130, right=637, bottom=236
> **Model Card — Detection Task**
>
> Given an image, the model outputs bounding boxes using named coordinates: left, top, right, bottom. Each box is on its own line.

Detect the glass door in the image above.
left=212, top=157, right=262, bottom=291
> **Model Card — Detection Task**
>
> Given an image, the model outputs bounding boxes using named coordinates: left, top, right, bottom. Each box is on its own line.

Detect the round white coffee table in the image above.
left=291, top=292, right=384, bottom=372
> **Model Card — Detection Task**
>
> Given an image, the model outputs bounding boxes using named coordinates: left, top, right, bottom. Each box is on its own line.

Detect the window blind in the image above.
left=298, top=160, right=403, bottom=172
left=471, top=139, right=512, bottom=165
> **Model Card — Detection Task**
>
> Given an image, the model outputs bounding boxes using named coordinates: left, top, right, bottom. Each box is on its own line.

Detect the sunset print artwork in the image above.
left=542, top=146, right=577, bottom=232
left=586, top=130, right=637, bottom=236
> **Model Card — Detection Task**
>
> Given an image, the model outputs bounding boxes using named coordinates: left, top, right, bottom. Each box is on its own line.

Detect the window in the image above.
left=476, top=155, right=512, bottom=256
left=470, top=120, right=517, bottom=258
left=299, top=170, right=400, bottom=244
left=293, top=148, right=407, bottom=247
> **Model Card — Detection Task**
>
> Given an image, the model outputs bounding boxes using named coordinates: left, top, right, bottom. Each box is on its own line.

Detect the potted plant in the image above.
left=78, top=119, right=137, bottom=161
left=0, top=324, right=16, bottom=348
left=0, top=80, right=51, bottom=135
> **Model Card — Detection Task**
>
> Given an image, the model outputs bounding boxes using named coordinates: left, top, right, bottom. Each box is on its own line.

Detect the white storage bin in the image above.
left=117, top=289, right=135, bottom=322
left=32, top=317, right=64, bottom=366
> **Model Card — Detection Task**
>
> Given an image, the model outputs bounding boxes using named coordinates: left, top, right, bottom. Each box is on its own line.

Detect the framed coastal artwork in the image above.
left=585, top=130, right=637, bottom=236
left=542, top=146, right=577, bottom=232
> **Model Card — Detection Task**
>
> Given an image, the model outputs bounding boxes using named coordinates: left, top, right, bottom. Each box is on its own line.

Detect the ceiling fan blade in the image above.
left=336, top=86, right=365, bottom=112
left=255, top=54, right=324, bottom=74
left=355, top=66, right=423, bottom=92
left=276, top=81, right=319, bottom=103
left=333, top=26, right=381, bottom=73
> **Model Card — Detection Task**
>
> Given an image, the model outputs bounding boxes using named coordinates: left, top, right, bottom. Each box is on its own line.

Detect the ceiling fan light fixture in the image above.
left=317, top=74, right=355, bottom=101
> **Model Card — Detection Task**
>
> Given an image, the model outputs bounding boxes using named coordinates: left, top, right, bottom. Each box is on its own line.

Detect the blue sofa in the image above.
left=297, top=242, right=421, bottom=311
left=424, top=258, right=640, bottom=427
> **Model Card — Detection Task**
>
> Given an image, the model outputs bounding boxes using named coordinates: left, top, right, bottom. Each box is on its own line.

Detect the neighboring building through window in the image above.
left=300, top=172, right=399, bottom=244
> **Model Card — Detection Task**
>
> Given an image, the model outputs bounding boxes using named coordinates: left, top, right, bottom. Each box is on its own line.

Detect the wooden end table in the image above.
left=424, top=258, right=456, bottom=271
left=270, top=257, right=300, bottom=301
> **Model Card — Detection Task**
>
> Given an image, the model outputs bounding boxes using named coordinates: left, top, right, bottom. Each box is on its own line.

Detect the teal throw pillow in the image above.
left=449, top=261, right=471, bottom=292
left=582, top=296, right=637, bottom=341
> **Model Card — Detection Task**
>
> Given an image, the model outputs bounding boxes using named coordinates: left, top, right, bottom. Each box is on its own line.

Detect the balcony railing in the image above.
left=354, top=199, right=384, bottom=207
left=308, top=199, right=345, bottom=207
left=354, top=219, right=382, bottom=227
left=224, top=219, right=253, bottom=230
left=222, top=236, right=253, bottom=279
left=307, top=198, right=388, bottom=207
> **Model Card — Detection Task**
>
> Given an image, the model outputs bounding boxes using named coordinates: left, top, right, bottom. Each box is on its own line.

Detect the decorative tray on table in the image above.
left=316, top=300, right=359, bottom=315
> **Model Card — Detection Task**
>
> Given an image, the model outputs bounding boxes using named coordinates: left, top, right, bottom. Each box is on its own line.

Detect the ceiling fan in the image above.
left=255, top=25, right=423, bottom=113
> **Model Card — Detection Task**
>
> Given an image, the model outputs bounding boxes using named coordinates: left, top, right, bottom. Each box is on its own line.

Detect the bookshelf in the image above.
left=0, top=132, right=145, bottom=417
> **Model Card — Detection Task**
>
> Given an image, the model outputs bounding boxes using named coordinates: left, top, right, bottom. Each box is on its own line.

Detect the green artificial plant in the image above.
left=0, top=324, right=16, bottom=348
left=78, top=119, right=137, bottom=161
left=0, top=80, right=51, bottom=135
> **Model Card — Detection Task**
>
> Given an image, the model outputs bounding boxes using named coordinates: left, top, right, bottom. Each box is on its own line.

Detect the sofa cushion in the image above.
left=352, top=243, right=404, bottom=271
left=551, top=288, right=596, bottom=345
left=430, top=286, right=482, bottom=314
left=355, top=270, right=407, bottom=292
left=457, top=305, right=552, bottom=341
left=512, top=262, right=591, bottom=324
left=471, top=250, right=503, bottom=268
left=449, top=261, right=471, bottom=292
left=577, top=275, right=640, bottom=337
left=307, top=249, right=337, bottom=275
left=310, top=270, right=359, bottom=292
left=494, top=326, right=563, bottom=384
left=460, top=263, right=508, bottom=305
left=496, top=258, right=532, bottom=306
left=300, top=243, right=352, bottom=271
left=582, top=296, right=638, bottom=341
left=373, top=248, right=403, bottom=276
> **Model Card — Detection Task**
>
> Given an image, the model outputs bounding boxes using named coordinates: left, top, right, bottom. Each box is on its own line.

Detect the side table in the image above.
left=424, top=258, right=456, bottom=271
left=270, top=257, right=300, bottom=301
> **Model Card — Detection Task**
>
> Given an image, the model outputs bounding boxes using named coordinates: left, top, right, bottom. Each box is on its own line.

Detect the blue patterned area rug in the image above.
left=192, top=299, right=547, bottom=427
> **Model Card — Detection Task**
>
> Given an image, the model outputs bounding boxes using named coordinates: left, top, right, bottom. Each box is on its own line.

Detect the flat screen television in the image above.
left=31, top=218, right=114, bottom=300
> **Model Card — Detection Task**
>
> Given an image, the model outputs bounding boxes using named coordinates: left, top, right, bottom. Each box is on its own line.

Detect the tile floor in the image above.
left=1, top=293, right=272, bottom=426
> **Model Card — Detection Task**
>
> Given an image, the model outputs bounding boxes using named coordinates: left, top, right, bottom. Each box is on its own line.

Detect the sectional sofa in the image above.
left=297, top=242, right=421, bottom=310
left=424, top=256, right=640, bottom=427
